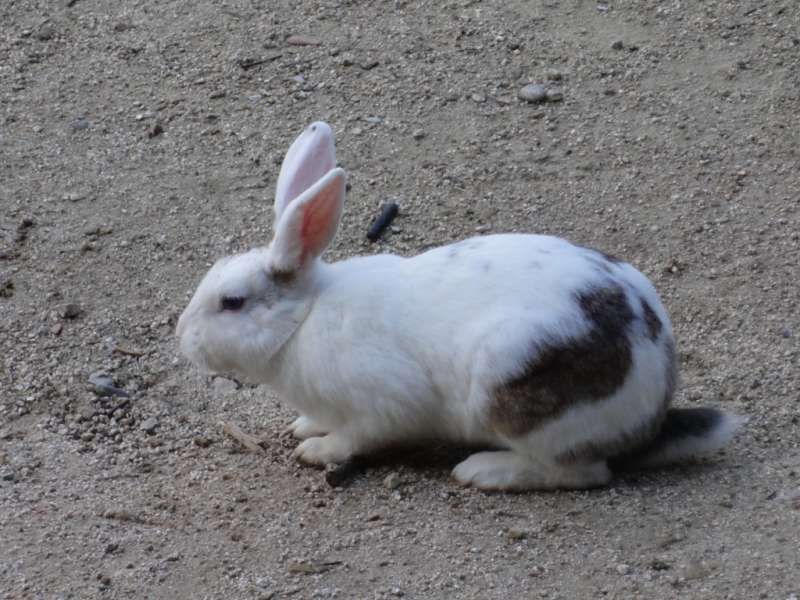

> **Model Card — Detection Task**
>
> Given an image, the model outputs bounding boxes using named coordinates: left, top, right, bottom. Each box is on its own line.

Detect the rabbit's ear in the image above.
left=274, top=122, right=336, bottom=220
left=269, top=167, right=345, bottom=273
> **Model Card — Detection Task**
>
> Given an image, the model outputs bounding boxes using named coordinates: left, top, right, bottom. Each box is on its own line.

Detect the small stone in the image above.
left=383, top=472, right=401, bottom=489
left=545, top=88, right=564, bottom=102
left=507, top=528, right=528, bottom=540
left=62, top=303, right=82, bottom=320
left=71, top=118, right=90, bottom=131
left=412, top=129, right=426, bottom=140
left=611, top=40, right=624, bottom=50
left=81, top=431, right=94, bottom=442
left=0, top=280, right=13, bottom=298
left=360, top=59, right=380, bottom=70
left=63, top=192, right=86, bottom=202
left=545, top=69, right=563, bottom=81
left=616, top=563, right=630, bottom=575
left=518, top=83, right=547, bottom=103
left=148, top=122, right=164, bottom=138
left=36, top=22, right=55, bottom=41
left=212, top=377, right=238, bottom=396
left=471, top=93, right=486, bottom=103
left=88, top=372, right=129, bottom=398
left=140, top=417, right=158, bottom=434
left=193, top=436, right=213, bottom=448
left=650, top=559, right=672, bottom=571
left=1, top=469, right=15, bottom=482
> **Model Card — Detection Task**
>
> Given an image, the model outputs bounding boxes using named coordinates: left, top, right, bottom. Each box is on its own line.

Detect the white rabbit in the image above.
left=177, top=121, right=742, bottom=490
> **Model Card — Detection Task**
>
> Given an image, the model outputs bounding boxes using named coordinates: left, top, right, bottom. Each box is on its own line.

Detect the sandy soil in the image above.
left=1, top=1, right=799, bottom=598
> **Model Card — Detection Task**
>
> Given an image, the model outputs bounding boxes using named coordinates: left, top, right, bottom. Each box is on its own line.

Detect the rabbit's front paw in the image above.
left=285, top=416, right=328, bottom=440
left=292, top=434, right=353, bottom=466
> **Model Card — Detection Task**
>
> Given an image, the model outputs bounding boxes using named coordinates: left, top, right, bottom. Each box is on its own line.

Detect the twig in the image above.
left=220, top=421, right=264, bottom=453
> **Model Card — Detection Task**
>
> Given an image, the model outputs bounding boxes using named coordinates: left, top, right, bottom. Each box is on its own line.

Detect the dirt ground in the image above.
left=1, top=0, right=799, bottom=598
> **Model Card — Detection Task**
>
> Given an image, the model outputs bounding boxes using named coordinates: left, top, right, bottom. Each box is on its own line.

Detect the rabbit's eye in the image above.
left=220, top=296, right=245, bottom=311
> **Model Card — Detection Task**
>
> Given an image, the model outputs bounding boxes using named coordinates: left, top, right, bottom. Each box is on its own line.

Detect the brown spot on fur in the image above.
left=641, top=298, right=662, bottom=341
left=559, top=335, right=678, bottom=465
left=489, top=285, right=634, bottom=437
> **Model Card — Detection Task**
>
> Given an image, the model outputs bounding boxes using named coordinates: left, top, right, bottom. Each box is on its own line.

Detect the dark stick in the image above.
left=366, top=202, right=399, bottom=242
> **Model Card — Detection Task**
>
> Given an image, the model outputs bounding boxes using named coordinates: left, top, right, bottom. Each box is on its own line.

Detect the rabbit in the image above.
left=177, top=121, right=742, bottom=491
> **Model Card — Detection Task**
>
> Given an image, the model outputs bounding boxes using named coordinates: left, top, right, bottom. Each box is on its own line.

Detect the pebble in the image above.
left=193, top=436, right=213, bottom=448
left=507, top=528, right=528, bottom=540
left=88, top=373, right=129, bottom=398
left=1, top=469, right=15, bottom=482
left=611, top=40, right=624, bottom=50
left=212, top=377, right=238, bottom=396
left=140, top=417, right=158, bottom=434
left=518, top=83, right=547, bottom=103
left=61, top=303, right=82, bottom=320
left=70, top=118, right=89, bottom=131
left=36, top=22, right=55, bottom=41
left=383, top=472, right=401, bottom=489
left=545, top=69, right=563, bottom=81
left=148, top=122, right=164, bottom=138
left=360, top=59, right=380, bottom=71
left=545, top=88, right=564, bottom=102
left=412, top=129, right=426, bottom=140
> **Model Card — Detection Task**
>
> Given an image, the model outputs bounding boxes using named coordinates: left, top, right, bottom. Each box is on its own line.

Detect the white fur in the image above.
left=177, top=121, right=740, bottom=491
left=274, top=121, right=336, bottom=219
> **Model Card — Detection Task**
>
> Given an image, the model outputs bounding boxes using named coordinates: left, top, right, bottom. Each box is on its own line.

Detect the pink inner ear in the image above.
left=299, top=186, right=339, bottom=263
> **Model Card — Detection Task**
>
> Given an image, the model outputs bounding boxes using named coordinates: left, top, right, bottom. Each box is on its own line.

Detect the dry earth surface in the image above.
left=1, top=0, right=799, bottom=598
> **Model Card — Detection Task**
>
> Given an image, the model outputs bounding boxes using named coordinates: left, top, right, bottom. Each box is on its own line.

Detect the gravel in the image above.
left=1, top=0, right=799, bottom=598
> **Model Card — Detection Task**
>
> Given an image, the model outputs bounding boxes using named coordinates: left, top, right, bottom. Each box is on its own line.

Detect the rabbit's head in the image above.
left=176, top=122, right=345, bottom=380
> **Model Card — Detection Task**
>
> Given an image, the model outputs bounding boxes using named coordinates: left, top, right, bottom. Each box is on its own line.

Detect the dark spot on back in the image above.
left=640, top=298, right=662, bottom=341
left=489, top=284, right=633, bottom=437
left=563, top=334, right=677, bottom=466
